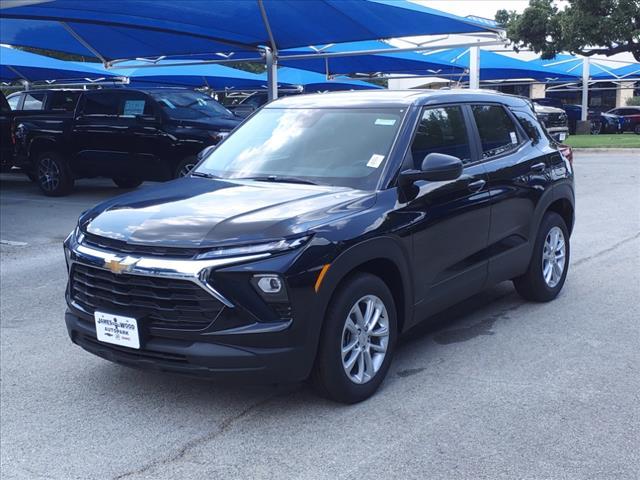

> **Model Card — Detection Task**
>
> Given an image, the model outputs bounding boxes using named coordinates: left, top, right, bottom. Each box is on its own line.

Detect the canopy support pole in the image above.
left=258, top=0, right=278, bottom=101
left=265, top=48, right=278, bottom=102
left=60, top=22, right=109, bottom=66
left=469, top=45, right=480, bottom=89
left=581, top=57, right=590, bottom=121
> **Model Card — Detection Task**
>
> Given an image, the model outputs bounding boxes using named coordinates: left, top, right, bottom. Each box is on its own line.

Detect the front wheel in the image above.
left=113, top=177, right=142, bottom=189
left=36, top=152, right=74, bottom=196
left=312, top=273, right=397, bottom=404
left=174, top=156, right=197, bottom=178
left=514, top=212, right=570, bottom=302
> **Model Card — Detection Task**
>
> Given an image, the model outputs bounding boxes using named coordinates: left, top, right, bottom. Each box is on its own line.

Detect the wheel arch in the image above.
left=317, top=236, right=414, bottom=334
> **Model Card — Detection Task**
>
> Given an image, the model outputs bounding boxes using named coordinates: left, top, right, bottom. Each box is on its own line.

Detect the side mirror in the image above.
left=399, top=153, right=463, bottom=185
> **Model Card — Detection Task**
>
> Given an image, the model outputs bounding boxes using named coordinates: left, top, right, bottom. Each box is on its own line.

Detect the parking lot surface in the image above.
left=1, top=151, right=639, bottom=480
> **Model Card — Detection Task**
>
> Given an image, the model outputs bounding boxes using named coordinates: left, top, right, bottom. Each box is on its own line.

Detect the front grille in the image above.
left=83, top=233, right=202, bottom=258
left=544, top=112, right=567, bottom=128
left=70, top=263, right=224, bottom=330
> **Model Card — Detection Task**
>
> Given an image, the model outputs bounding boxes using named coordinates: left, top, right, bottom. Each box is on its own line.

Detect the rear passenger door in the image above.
left=469, top=104, right=552, bottom=283
left=403, top=105, right=491, bottom=323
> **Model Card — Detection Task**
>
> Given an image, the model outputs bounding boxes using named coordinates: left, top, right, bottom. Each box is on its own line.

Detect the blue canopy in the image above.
left=115, top=61, right=271, bottom=90
left=259, top=67, right=380, bottom=92
left=422, top=48, right=578, bottom=82
left=593, top=62, right=640, bottom=80
left=276, top=41, right=466, bottom=77
left=526, top=54, right=622, bottom=80
left=0, top=0, right=496, bottom=62
left=0, top=45, right=114, bottom=83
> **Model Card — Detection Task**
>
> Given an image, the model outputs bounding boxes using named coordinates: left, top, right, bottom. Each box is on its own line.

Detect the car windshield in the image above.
left=150, top=91, right=232, bottom=120
left=195, top=107, right=405, bottom=190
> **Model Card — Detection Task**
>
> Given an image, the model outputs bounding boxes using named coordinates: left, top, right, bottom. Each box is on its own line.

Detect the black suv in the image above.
left=13, top=88, right=241, bottom=195
left=64, top=90, right=574, bottom=403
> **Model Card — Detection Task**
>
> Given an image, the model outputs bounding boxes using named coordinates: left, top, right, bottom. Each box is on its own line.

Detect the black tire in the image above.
left=514, top=212, right=570, bottom=302
left=174, top=156, right=197, bottom=178
left=312, top=273, right=397, bottom=404
left=590, top=120, right=602, bottom=135
left=35, top=152, right=74, bottom=196
left=113, top=177, right=143, bottom=189
left=635, top=124, right=640, bottom=135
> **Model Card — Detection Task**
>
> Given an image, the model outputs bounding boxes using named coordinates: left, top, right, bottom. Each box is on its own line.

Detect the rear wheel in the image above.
left=312, top=273, right=397, bottom=404
left=36, top=152, right=74, bottom=196
left=112, top=177, right=143, bottom=189
left=175, top=156, right=197, bottom=178
left=635, top=124, right=640, bottom=135
left=514, top=212, right=570, bottom=302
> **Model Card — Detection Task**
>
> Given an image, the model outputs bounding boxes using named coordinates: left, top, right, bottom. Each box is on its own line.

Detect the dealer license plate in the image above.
left=94, top=311, right=140, bottom=349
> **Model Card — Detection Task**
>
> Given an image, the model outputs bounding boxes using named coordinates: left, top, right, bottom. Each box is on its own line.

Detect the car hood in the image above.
left=534, top=104, right=565, bottom=114
left=81, top=178, right=375, bottom=248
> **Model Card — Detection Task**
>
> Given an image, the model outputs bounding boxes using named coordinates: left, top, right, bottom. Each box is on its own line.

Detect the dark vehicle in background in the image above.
left=532, top=98, right=610, bottom=134
left=226, top=91, right=297, bottom=118
left=13, top=88, right=241, bottom=196
left=606, top=106, right=640, bottom=134
left=1, top=92, right=13, bottom=171
left=7, top=89, right=82, bottom=112
left=533, top=103, right=569, bottom=141
left=64, top=90, right=574, bottom=403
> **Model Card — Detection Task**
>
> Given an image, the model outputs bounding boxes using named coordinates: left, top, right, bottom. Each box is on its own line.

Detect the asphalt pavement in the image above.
left=1, top=152, right=638, bottom=480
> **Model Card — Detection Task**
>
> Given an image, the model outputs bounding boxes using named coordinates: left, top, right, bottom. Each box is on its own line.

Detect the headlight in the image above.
left=195, top=236, right=310, bottom=260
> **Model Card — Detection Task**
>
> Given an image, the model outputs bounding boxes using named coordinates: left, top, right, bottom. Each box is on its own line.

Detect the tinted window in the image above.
left=511, top=109, right=542, bottom=144
left=49, top=91, right=80, bottom=112
left=410, top=106, right=471, bottom=166
left=23, top=92, right=45, bottom=110
left=82, top=92, right=119, bottom=116
left=472, top=105, right=521, bottom=158
left=149, top=90, right=231, bottom=120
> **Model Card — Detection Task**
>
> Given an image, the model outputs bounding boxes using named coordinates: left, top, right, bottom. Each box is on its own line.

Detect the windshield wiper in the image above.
left=236, top=175, right=319, bottom=186
left=190, top=171, right=219, bottom=179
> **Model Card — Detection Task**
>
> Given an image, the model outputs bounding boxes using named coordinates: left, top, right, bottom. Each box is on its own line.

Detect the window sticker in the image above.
left=375, top=118, right=397, bottom=126
left=366, top=154, right=385, bottom=168
left=509, top=131, right=518, bottom=144
left=123, top=100, right=146, bottom=116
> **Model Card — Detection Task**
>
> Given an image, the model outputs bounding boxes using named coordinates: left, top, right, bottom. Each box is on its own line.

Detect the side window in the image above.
left=82, top=92, right=119, bottom=116
left=410, top=106, right=471, bottom=166
left=49, top=92, right=80, bottom=112
left=511, top=109, right=542, bottom=145
left=7, top=95, right=20, bottom=110
left=117, top=92, right=155, bottom=117
left=471, top=105, right=521, bottom=159
left=22, top=92, right=46, bottom=110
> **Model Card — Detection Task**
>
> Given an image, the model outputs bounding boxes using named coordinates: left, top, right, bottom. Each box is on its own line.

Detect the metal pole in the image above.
left=265, top=47, right=278, bottom=101
left=469, top=46, right=480, bottom=89
left=581, top=57, right=590, bottom=121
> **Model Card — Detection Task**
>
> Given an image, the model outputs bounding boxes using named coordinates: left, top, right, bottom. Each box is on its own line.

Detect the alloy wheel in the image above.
left=341, top=295, right=390, bottom=384
left=542, top=226, right=566, bottom=288
left=38, top=157, right=60, bottom=192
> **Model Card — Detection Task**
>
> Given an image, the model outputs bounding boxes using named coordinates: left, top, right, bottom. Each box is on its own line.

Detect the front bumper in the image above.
left=63, top=235, right=326, bottom=383
left=66, top=308, right=310, bottom=382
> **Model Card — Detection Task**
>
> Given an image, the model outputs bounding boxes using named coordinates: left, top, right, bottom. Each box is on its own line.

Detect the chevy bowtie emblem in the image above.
left=104, top=257, right=138, bottom=275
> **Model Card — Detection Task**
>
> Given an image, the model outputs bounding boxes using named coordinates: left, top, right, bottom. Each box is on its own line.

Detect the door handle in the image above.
left=467, top=179, right=486, bottom=192
left=531, top=162, right=546, bottom=172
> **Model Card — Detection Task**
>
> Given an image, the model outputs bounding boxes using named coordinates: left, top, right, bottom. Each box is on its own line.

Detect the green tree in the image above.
left=496, top=0, right=640, bottom=61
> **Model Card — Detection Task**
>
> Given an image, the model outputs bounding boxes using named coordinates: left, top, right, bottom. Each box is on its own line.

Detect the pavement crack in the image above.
left=112, top=387, right=298, bottom=480
left=573, top=231, right=639, bottom=267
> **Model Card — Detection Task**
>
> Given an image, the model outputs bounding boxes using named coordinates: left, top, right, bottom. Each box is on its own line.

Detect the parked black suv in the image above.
left=64, top=90, right=574, bottom=403
left=13, top=88, right=241, bottom=195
